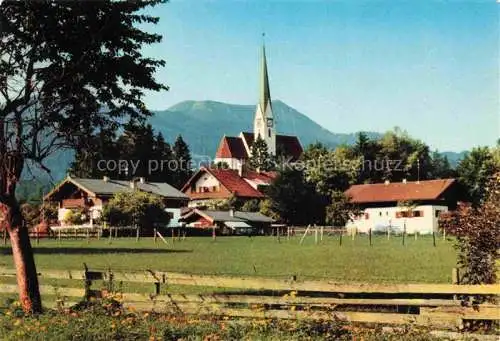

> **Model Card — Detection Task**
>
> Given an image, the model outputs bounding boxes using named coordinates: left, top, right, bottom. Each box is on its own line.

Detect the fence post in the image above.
left=320, top=226, right=324, bottom=242
left=339, top=230, right=343, bottom=246
left=443, top=229, right=446, bottom=241
left=452, top=267, right=460, bottom=302
left=432, top=231, right=436, bottom=247
left=154, top=228, right=157, bottom=244
left=86, top=227, right=90, bottom=244
left=369, top=228, right=372, bottom=246
left=107, top=267, right=114, bottom=294
left=212, top=226, right=216, bottom=241
left=314, top=227, right=318, bottom=245
left=402, top=223, right=406, bottom=246
left=83, top=263, right=91, bottom=301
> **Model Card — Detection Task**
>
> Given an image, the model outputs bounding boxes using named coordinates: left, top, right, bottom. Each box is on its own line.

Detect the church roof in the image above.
left=218, top=132, right=303, bottom=160
left=215, top=136, right=248, bottom=159
left=276, top=135, right=303, bottom=161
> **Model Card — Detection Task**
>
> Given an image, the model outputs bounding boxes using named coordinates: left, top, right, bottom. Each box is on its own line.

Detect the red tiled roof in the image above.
left=276, top=135, right=303, bottom=160
left=181, top=167, right=265, bottom=199
left=215, top=136, right=249, bottom=159
left=345, top=179, right=456, bottom=204
left=209, top=168, right=264, bottom=198
left=244, top=170, right=277, bottom=184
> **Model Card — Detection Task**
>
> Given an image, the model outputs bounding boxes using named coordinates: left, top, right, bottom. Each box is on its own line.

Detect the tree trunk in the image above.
left=1, top=201, right=42, bottom=313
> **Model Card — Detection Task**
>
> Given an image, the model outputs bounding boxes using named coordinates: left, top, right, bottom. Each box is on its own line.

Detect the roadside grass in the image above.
left=0, top=235, right=457, bottom=283
left=0, top=302, right=444, bottom=341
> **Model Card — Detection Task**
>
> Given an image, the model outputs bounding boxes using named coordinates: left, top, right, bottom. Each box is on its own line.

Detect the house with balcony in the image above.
left=344, top=178, right=463, bottom=235
left=44, top=175, right=189, bottom=228
left=181, top=167, right=276, bottom=208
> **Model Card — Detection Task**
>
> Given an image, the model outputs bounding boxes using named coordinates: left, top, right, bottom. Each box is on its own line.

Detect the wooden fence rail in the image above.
left=0, top=266, right=499, bottom=330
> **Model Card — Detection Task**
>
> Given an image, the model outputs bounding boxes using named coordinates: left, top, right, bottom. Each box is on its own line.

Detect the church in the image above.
left=214, top=43, right=303, bottom=170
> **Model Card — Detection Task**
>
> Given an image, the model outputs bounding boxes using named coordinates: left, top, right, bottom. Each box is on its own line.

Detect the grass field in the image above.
left=0, top=234, right=457, bottom=284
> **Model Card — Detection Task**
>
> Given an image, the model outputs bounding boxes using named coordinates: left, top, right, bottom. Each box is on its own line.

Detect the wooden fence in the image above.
left=0, top=266, right=499, bottom=330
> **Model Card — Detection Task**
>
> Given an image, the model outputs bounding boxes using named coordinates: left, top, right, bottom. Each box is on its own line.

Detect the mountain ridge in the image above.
left=21, top=99, right=468, bottom=184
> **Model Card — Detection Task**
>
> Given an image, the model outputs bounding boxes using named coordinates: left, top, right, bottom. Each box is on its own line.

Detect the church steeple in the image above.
left=253, top=35, right=276, bottom=155
left=260, top=41, right=272, bottom=114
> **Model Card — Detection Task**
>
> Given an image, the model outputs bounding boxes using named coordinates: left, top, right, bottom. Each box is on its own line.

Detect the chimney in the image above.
left=229, top=208, right=234, bottom=217
left=139, top=177, right=146, bottom=184
left=402, top=178, right=407, bottom=184
left=103, top=176, right=109, bottom=182
left=384, top=180, right=390, bottom=185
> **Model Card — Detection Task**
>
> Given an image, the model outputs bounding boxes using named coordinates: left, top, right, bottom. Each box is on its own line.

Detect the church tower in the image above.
left=253, top=41, right=276, bottom=155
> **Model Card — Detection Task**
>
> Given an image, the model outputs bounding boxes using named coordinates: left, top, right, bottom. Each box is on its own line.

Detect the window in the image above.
left=435, top=210, right=442, bottom=218
left=413, top=210, right=423, bottom=217
left=268, top=128, right=271, bottom=138
left=379, top=212, right=382, bottom=217
left=396, top=211, right=410, bottom=218
left=212, top=186, right=218, bottom=192
left=386, top=211, right=389, bottom=216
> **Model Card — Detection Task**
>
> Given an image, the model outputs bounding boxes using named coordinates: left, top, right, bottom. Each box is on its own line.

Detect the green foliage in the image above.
left=20, top=203, right=41, bottom=228
left=171, top=135, right=193, bottom=189
left=71, top=121, right=179, bottom=183
left=456, top=146, right=499, bottom=206
left=249, top=135, right=272, bottom=171
left=439, top=173, right=500, bottom=288
left=240, top=199, right=261, bottom=212
left=0, top=304, right=444, bottom=341
left=266, top=169, right=328, bottom=225
left=1, top=0, right=167, bottom=193
left=102, top=191, right=169, bottom=230
left=301, top=143, right=360, bottom=195
left=62, top=208, right=86, bottom=225
left=428, top=150, right=455, bottom=179
left=16, top=180, right=50, bottom=205
left=325, top=191, right=360, bottom=227
left=259, top=199, right=281, bottom=221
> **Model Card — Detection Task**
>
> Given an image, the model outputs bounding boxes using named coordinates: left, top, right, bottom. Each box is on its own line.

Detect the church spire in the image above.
left=260, top=33, right=271, bottom=114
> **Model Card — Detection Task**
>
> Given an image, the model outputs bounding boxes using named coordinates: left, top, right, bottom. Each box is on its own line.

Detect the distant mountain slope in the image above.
left=150, top=100, right=381, bottom=158
left=19, top=100, right=468, bottom=185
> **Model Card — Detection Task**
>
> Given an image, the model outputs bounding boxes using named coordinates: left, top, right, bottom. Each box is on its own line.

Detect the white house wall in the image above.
left=194, top=173, right=221, bottom=188
left=345, top=205, right=449, bottom=235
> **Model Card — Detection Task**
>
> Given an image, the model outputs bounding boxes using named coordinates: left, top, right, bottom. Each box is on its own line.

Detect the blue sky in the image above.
left=141, top=0, right=499, bottom=152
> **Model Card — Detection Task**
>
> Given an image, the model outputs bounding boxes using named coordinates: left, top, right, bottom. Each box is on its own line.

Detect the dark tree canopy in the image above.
left=171, top=135, right=193, bottom=189
left=0, top=0, right=167, bottom=313
left=249, top=135, right=272, bottom=171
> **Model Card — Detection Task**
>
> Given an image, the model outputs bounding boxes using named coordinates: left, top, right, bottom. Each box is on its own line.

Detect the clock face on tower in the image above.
left=266, top=118, right=274, bottom=127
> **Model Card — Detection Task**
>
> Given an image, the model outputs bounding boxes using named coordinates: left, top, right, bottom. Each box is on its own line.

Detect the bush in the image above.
left=0, top=302, right=445, bottom=341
